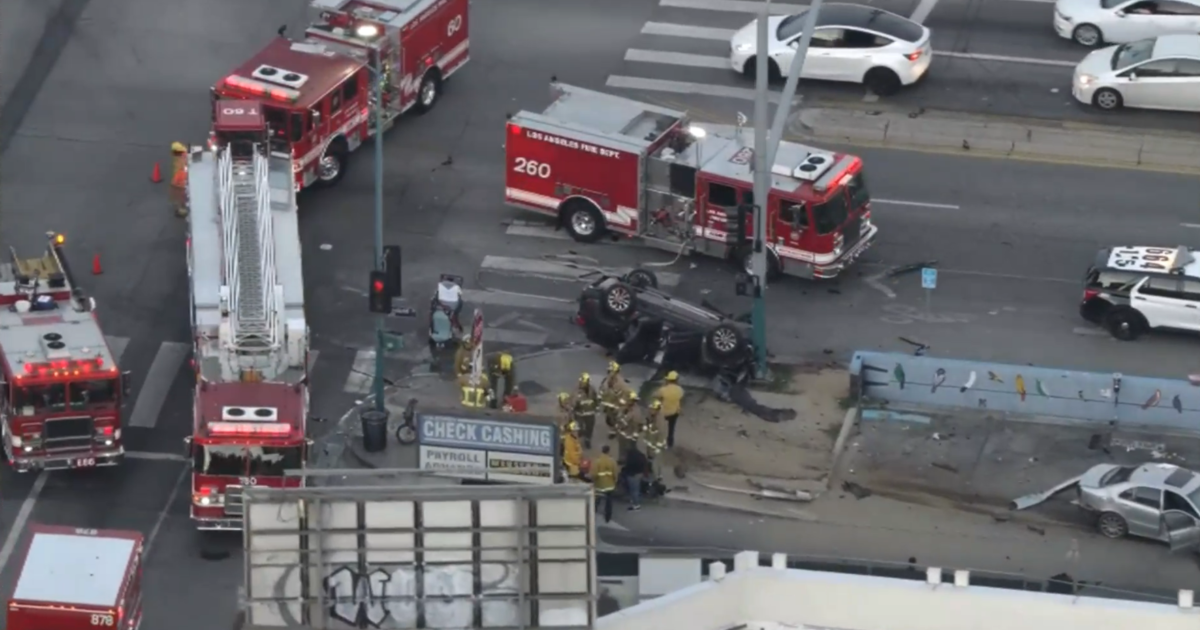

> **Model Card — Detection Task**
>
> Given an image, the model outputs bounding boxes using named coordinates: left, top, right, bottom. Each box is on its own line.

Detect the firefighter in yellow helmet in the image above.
left=573, top=373, right=600, bottom=449
left=557, top=392, right=575, bottom=427
left=488, top=351, right=517, bottom=401
left=614, top=391, right=642, bottom=459
left=653, top=370, right=685, bottom=449
left=641, top=400, right=667, bottom=457
left=601, top=361, right=631, bottom=437
left=169, top=142, right=189, bottom=218
left=591, top=444, right=618, bottom=523
left=453, top=333, right=474, bottom=379
left=561, top=421, right=584, bottom=479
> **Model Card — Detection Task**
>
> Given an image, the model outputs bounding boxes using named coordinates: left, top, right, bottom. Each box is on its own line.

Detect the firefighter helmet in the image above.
left=625, top=392, right=639, bottom=402
left=607, top=361, right=620, bottom=374
left=558, top=392, right=571, bottom=403
left=567, top=422, right=579, bottom=433
left=650, top=400, right=662, bottom=411
left=499, top=353, right=513, bottom=371
left=171, top=141, right=187, bottom=153
left=579, top=372, right=591, bottom=386
left=665, top=371, right=679, bottom=382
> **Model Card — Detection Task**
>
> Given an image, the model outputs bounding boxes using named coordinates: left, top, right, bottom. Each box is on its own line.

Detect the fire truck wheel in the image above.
left=602, top=282, right=636, bottom=318
left=316, top=142, right=348, bottom=187
left=415, top=71, right=442, bottom=114
left=624, top=268, right=659, bottom=289
left=705, top=323, right=745, bottom=358
left=563, top=201, right=605, bottom=243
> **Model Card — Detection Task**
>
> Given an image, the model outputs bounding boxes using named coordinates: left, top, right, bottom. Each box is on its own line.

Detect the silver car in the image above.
left=1072, top=34, right=1200, bottom=111
left=1074, top=462, right=1200, bottom=551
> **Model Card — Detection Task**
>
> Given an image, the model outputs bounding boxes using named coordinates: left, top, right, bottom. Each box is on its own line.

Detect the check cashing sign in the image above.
left=417, top=414, right=559, bottom=484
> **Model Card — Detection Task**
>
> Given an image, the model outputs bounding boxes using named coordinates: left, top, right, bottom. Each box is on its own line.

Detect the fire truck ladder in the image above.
left=218, top=145, right=278, bottom=372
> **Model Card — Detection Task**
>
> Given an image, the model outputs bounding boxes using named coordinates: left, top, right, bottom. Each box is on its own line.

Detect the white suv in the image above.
left=1081, top=245, right=1200, bottom=340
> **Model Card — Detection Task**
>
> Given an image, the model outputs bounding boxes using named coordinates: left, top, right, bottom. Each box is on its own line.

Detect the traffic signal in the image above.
left=383, top=245, right=402, bottom=297
left=368, top=270, right=391, bottom=313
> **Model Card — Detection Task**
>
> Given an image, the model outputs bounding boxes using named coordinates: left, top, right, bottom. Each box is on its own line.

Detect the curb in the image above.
left=828, top=406, right=860, bottom=487
left=663, top=491, right=818, bottom=522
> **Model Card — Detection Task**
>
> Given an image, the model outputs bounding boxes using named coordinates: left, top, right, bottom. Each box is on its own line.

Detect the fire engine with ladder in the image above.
left=505, top=84, right=878, bottom=280
left=211, top=0, right=469, bottom=192
left=0, top=233, right=130, bottom=472
left=184, top=100, right=311, bottom=531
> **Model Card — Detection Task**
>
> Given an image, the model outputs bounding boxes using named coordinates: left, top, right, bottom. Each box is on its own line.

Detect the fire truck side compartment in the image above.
left=12, top=531, right=137, bottom=608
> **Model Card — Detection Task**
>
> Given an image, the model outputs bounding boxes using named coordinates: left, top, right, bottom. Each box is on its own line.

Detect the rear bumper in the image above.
left=9, top=448, right=124, bottom=473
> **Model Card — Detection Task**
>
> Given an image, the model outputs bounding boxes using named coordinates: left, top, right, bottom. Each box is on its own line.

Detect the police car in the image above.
left=1081, top=246, right=1200, bottom=341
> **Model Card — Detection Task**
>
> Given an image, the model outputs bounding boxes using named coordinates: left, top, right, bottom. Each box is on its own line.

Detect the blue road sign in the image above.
left=921, top=268, right=938, bottom=290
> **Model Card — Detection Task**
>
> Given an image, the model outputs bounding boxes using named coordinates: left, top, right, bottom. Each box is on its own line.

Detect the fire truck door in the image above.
left=700, top=180, right=739, bottom=239
left=777, top=200, right=809, bottom=248
left=325, top=85, right=348, bottom=141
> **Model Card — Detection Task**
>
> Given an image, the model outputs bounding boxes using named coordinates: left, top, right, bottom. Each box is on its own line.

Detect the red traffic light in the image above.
left=372, top=279, right=385, bottom=293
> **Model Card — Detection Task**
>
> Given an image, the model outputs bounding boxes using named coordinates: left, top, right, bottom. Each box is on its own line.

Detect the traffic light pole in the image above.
left=371, top=63, right=386, bottom=413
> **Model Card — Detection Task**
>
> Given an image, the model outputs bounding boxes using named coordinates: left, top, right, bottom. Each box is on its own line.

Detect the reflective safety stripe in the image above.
left=461, top=386, right=488, bottom=407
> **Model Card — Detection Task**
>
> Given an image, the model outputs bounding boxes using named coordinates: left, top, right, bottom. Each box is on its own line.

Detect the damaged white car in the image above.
left=1013, top=462, right=1200, bottom=552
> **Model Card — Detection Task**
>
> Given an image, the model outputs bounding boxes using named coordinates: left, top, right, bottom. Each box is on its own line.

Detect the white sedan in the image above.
left=1073, top=34, right=1200, bottom=111
left=729, top=3, right=932, bottom=96
left=1054, top=0, right=1200, bottom=47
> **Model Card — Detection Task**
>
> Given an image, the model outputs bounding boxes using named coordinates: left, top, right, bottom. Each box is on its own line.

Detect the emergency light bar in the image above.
left=223, top=75, right=300, bottom=104
left=208, top=422, right=291, bottom=437
left=22, top=358, right=113, bottom=378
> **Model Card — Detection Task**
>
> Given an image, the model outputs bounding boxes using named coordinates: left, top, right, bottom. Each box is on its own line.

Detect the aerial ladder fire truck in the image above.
left=184, top=100, right=310, bottom=530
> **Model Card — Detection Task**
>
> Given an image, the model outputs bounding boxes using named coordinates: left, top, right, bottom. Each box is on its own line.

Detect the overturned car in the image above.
left=575, top=269, right=754, bottom=372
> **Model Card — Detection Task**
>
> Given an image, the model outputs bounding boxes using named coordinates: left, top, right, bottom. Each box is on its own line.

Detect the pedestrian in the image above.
left=592, top=445, right=618, bottom=522
left=169, top=142, right=189, bottom=218
left=653, top=371, right=685, bottom=448
left=622, top=445, right=648, bottom=511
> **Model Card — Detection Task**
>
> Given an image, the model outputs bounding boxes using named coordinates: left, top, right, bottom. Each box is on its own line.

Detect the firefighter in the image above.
left=561, top=421, right=583, bottom=479
left=642, top=400, right=667, bottom=458
left=454, top=334, right=489, bottom=407
left=614, top=391, right=642, bottom=459
left=601, top=361, right=630, bottom=437
left=557, top=392, right=575, bottom=427
left=170, top=142, right=189, bottom=218
left=573, top=373, right=600, bottom=450
left=591, top=445, right=618, bottom=523
left=653, top=371, right=685, bottom=448
left=488, top=352, right=517, bottom=402
left=453, top=334, right=474, bottom=378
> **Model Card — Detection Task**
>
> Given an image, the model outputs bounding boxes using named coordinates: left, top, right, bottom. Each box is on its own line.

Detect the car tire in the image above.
left=864, top=68, right=902, bottom=97
left=1097, top=511, right=1129, bottom=539
left=415, top=70, right=442, bottom=114
left=705, top=323, right=745, bottom=358
left=624, top=268, right=658, bottom=289
left=1092, top=87, right=1123, bottom=111
left=1071, top=23, right=1103, bottom=47
left=602, top=282, right=636, bottom=319
left=742, top=56, right=782, bottom=82
left=1104, top=306, right=1145, bottom=341
left=562, top=200, right=605, bottom=243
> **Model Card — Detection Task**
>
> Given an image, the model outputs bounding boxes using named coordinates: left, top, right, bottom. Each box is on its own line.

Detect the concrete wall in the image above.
left=850, top=351, right=1200, bottom=431
left=597, top=551, right=1200, bottom=630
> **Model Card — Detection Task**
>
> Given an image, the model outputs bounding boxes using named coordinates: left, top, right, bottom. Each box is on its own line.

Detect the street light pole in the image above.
left=364, top=46, right=387, bottom=413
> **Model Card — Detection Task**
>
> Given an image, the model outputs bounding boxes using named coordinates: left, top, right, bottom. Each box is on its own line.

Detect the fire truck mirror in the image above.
left=120, top=371, right=132, bottom=397
left=310, top=109, right=322, bottom=127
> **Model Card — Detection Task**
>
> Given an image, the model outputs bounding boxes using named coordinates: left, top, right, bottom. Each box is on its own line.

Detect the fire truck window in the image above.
left=781, top=204, right=809, bottom=227
left=846, top=173, right=870, bottom=209
left=741, top=190, right=754, bottom=206
left=68, top=379, right=117, bottom=409
left=669, top=164, right=696, bottom=197
left=248, top=446, right=304, bottom=476
left=343, top=77, right=359, bottom=101
left=812, top=191, right=849, bottom=235
left=708, top=182, right=738, bottom=207
left=290, top=113, right=304, bottom=142
left=200, top=445, right=249, bottom=476
left=263, top=107, right=287, bottom=139
left=330, top=90, right=342, bottom=114
left=20, top=384, right=66, bottom=412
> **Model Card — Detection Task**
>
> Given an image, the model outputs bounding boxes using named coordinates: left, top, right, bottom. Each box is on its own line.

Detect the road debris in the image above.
left=1010, top=474, right=1084, bottom=511
left=1027, top=525, right=1046, bottom=536
left=931, top=462, right=959, bottom=474
left=842, top=480, right=872, bottom=499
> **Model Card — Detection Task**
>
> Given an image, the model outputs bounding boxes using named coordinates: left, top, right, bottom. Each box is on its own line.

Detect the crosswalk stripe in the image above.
left=641, top=22, right=735, bottom=40
left=127, top=342, right=190, bottom=428
left=465, top=289, right=578, bottom=314
left=660, top=0, right=807, bottom=13
left=105, top=335, right=131, bottom=367
left=343, top=349, right=376, bottom=394
left=480, top=255, right=681, bottom=287
left=625, top=49, right=730, bottom=70
left=485, top=329, right=550, bottom=346
left=608, top=75, right=771, bottom=102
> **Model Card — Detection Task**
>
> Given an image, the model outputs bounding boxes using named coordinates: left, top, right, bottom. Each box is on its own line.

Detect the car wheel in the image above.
left=1097, top=511, right=1129, bottom=539
left=1092, top=88, right=1123, bottom=111
left=1072, top=23, right=1103, bottom=47
left=864, top=68, right=902, bottom=97
left=742, top=56, right=782, bottom=82
left=705, top=323, right=745, bottom=358
left=624, top=268, right=658, bottom=289
left=415, top=71, right=442, bottom=114
left=315, top=144, right=348, bottom=187
left=562, top=200, right=605, bottom=243
left=1104, top=306, right=1145, bottom=341
left=602, top=283, right=636, bottom=318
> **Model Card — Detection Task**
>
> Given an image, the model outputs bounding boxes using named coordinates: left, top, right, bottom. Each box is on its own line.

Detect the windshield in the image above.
left=12, top=383, right=67, bottom=415
left=68, top=379, right=118, bottom=409
left=1112, top=38, right=1154, bottom=70
left=777, top=12, right=810, bottom=40
left=846, top=173, right=870, bottom=209
left=812, top=189, right=849, bottom=235
left=195, top=445, right=304, bottom=477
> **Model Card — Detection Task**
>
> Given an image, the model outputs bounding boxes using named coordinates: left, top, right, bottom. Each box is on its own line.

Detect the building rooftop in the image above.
left=597, top=550, right=1200, bottom=630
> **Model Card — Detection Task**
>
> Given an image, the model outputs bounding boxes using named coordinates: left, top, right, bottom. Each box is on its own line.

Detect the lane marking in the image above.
left=909, top=0, right=941, bottom=23
left=106, top=335, right=131, bottom=366
left=1182, top=223, right=1200, bottom=228
left=1072, top=326, right=1109, bottom=337
left=939, top=51, right=1076, bottom=68
left=608, top=75, right=771, bottom=102
left=641, top=22, right=735, bottom=41
left=464, top=289, right=578, bottom=314
left=128, top=342, right=190, bottom=428
left=0, top=472, right=47, bottom=572
left=127, top=450, right=188, bottom=462
left=873, top=198, right=960, bottom=210
left=859, top=263, right=1077, bottom=284
left=485, top=328, right=551, bottom=346
left=626, top=49, right=731, bottom=70
left=343, top=349, right=376, bottom=394
left=480, top=255, right=681, bottom=287
left=865, top=272, right=898, bottom=299
left=144, top=464, right=189, bottom=559
left=660, top=0, right=808, bottom=13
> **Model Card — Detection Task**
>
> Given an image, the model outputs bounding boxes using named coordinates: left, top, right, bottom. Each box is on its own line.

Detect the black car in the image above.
left=576, top=269, right=753, bottom=368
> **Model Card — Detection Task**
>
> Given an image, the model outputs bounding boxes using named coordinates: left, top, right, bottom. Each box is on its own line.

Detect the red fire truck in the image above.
left=0, top=233, right=129, bottom=471
left=184, top=101, right=310, bottom=530
left=7, top=525, right=144, bottom=630
left=212, top=0, right=469, bottom=191
left=504, top=84, right=878, bottom=280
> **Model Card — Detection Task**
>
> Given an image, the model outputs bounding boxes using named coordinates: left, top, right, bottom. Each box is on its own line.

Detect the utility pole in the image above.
left=750, top=0, right=824, bottom=376
left=369, top=51, right=387, bottom=412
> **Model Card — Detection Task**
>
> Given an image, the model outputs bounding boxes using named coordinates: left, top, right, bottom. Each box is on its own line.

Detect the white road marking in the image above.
left=641, top=22, right=735, bottom=41
left=1072, top=326, right=1109, bottom=337
left=343, top=349, right=376, bottom=394
left=939, top=50, right=1076, bottom=68
left=480, top=255, right=681, bottom=287
left=626, top=49, right=731, bottom=70
left=464, top=289, right=578, bottom=314
left=1182, top=223, right=1200, bottom=229
left=660, top=0, right=807, bottom=14
left=862, top=263, right=1077, bottom=284
left=865, top=272, right=898, bottom=299
left=516, top=319, right=552, bottom=333
left=128, top=342, right=191, bottom=428
left=505, top=223, right=636, bottom=246
left=145, top=464, right=189, bottom=558
left=488, top=312, right=523, bottom=328
left=127, top=450, right=188, bottom=462
left=0, top=472, right=47, bottom=572
left=873, top=198, right=960, bottom=210
left=597, top=519, right=631, bottom=531
left=608, top=75, right=770, bottom=102
left=106, top=335, right=131, bottom=366
left=909, top=0, right=941, bottom=23
left=486, top=328, right=551, bottom=346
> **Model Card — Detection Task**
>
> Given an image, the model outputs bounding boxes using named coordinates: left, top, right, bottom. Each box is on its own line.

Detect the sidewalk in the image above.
left=789, top=106, right=1200, bottom=173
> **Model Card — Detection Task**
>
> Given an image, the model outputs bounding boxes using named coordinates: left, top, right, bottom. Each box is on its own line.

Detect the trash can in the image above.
left=360, top=409, right=389, bottom=453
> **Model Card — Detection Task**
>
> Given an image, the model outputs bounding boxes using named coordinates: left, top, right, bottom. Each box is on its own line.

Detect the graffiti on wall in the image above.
left=851, top=351, right=1200, bottom=429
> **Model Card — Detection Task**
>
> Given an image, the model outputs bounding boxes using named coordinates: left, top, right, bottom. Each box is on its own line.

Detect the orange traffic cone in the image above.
left=151, top=162, right=162, bottom=183
left=92, top=254, right=102, bottom=275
